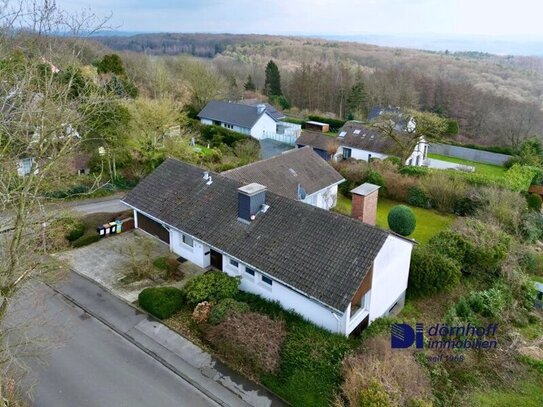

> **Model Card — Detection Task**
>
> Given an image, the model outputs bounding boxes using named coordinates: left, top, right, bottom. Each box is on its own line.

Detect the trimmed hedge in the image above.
left=183, top=271, right=240, bottom=304
left=208, top=298, right=250, bottom=325
left=387, top=205, right=416, bottom=236
left=72, top=234, right=100, bottom=248
left=65, top=220, right=85, bottom=242
left=138, top=287, right=185, bottom=319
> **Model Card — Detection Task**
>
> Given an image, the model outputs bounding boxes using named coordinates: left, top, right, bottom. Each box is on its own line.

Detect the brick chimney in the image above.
left=350, top=183, right=380, bottom=226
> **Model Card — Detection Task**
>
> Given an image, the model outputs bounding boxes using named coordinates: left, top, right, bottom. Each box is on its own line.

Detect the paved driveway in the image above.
left=55, top=231, right=174, bottom=302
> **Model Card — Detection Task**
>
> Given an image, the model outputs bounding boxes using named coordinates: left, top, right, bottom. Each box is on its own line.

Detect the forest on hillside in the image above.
left=94, top=33, right=543, bottom=147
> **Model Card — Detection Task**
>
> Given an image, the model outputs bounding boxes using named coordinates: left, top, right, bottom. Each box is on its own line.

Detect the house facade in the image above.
left=122, top=159, right=414, bottom=336
left=337, top=122, right=428, bottom=166
left=198, top=100, right=300, bottom=141
left=222, top=146, right=344, bottom=210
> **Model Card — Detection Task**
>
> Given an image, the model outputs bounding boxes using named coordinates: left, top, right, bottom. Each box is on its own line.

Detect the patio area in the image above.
left=54, top=230, right=206, bottom=303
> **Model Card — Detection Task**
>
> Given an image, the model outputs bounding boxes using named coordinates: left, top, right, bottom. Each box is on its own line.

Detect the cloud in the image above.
left=53, top=0, right=543, bottom=37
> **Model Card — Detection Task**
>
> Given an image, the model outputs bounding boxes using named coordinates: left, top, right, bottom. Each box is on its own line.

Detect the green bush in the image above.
left=366, top=170, right=384, bottom=187
left=503, top=164, right=540, bottom=192
left=399, top=166, right=429, bottom=177
left=387, top=205, right=416, bottom=236
left=522, top=211, right=543, bottom=243
left=383, top=156, right=402, bottom=167
left=428, top=230, right=470, bottom=264
left=407, top=186, right=430, bottom=208
left=408, top=247, right=462, bottom=297
left=183, top=271, right=240, bottom=304
left=208, top=298, right=250, bottom=325
left=459, top=220, right=511, bottom=275
left=64, top=219, right=86, bottom=242
left=446, top=119, right=459, bottom=135
left=453, top=193, right=482, bottom=216
left=526, top=193, right=542, bottom=212
left=72, top=234, right=100, bottom=248
left=359, top=379, right=391, bottom=407
left=138, top=287, right=185, bottom=319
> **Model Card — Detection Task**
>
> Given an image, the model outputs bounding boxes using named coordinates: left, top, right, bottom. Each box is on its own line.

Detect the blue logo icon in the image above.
left=391, top=323, right=424, bottom=348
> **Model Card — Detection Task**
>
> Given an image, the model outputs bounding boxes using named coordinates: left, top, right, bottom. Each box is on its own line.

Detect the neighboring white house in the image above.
left=222, top=146, right=344, bottom=210
left=335, top=122, right=429, bottom=166
left=122, top=158, right=415, bottom=335
left=198, top=100, right=301, bottom=141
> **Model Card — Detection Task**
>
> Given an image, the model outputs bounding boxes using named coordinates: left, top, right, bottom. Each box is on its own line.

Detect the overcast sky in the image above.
left=55, top=0, right=543, bottom=38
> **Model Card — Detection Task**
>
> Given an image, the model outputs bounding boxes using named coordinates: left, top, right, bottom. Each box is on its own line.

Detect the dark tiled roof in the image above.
left=339, top=122, right=403, bottom=156
left=296, top=130, right=340, bottom=153
left=237, top=99, right=285, bottom=121
left=123, top=158, right=390, bottom=311
left=222, top=147, right=344, bottom=200
left=368, top=106, right=402, bottom=121
left=197, top=100, right=278, bottom=128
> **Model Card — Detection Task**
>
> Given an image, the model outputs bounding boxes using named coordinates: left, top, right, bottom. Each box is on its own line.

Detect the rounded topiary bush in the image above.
left=209, top=298, right=250, bottom=325
left=138, top=286, right=185, bottom=319
left=387, top=205, right=416, bottom=236
left=183, top=271, right=240, bottom=305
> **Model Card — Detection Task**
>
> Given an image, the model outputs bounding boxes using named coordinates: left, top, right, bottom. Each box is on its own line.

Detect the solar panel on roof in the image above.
left=339, top=131, right=346, bottom=138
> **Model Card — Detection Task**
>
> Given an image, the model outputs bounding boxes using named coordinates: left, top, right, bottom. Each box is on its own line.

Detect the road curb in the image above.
left=47, top=280, right=240, bottom=407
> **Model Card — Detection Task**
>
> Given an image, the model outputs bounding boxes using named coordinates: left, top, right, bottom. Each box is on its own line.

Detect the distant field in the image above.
left=334, top=195, right=455, bottom=244
left=428, top=153, right=507, bottom=178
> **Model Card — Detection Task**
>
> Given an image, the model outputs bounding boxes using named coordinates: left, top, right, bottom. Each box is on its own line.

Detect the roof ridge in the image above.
left=222, top=146, right=312, bottom=174
left=168, top=157, right=389, bottom=237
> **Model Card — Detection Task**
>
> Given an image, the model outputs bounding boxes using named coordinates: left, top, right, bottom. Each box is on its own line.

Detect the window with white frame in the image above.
left=182, top=234, right=194, bottom=247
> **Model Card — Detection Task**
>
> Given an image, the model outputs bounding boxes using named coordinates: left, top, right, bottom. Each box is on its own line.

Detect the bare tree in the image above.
left=372, top=110, right=448, bottom=164
left=0, top=0, right=114, bottom=398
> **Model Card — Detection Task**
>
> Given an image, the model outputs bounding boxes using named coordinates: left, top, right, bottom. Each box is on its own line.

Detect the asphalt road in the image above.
left=69, top=196, right=129, bottom=215
left=20, top=284, right=220, bottom=407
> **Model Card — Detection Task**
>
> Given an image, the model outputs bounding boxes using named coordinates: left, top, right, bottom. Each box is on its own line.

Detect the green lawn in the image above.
left=194, top=143, right=214, bottom=156
left=472, top=380, right=543, bottom=407
left=428, top=153, right=507, bottom=178
left=335, top=194, right=455, bottom=244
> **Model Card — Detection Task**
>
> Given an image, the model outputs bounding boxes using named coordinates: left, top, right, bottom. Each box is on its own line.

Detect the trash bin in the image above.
left=109, top=221, right=117, bottom=234
left=97, top=225, right=106, bottom=237
left=115, top=219, right=122, bottom=234
left=103, top=223, right=111, bottom=235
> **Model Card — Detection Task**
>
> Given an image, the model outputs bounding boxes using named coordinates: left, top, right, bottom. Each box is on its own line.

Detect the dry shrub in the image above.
left=475, top=186, right=527, bottom=236
left=338, top=336, right=432, bottom=407
left=420, top=171, right=468, bottom=213
left=192, top=301, right=212, bottom=323
left=205, top=311, right=287, bottom=374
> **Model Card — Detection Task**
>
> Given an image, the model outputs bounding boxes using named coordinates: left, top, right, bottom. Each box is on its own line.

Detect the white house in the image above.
left=222, top=146, right=344, bottom=210
left=122, top=158, right=415, bottom=335
left=335, top=122, right=429, bottom=166
left=197, top=100, right=300, bottom=141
